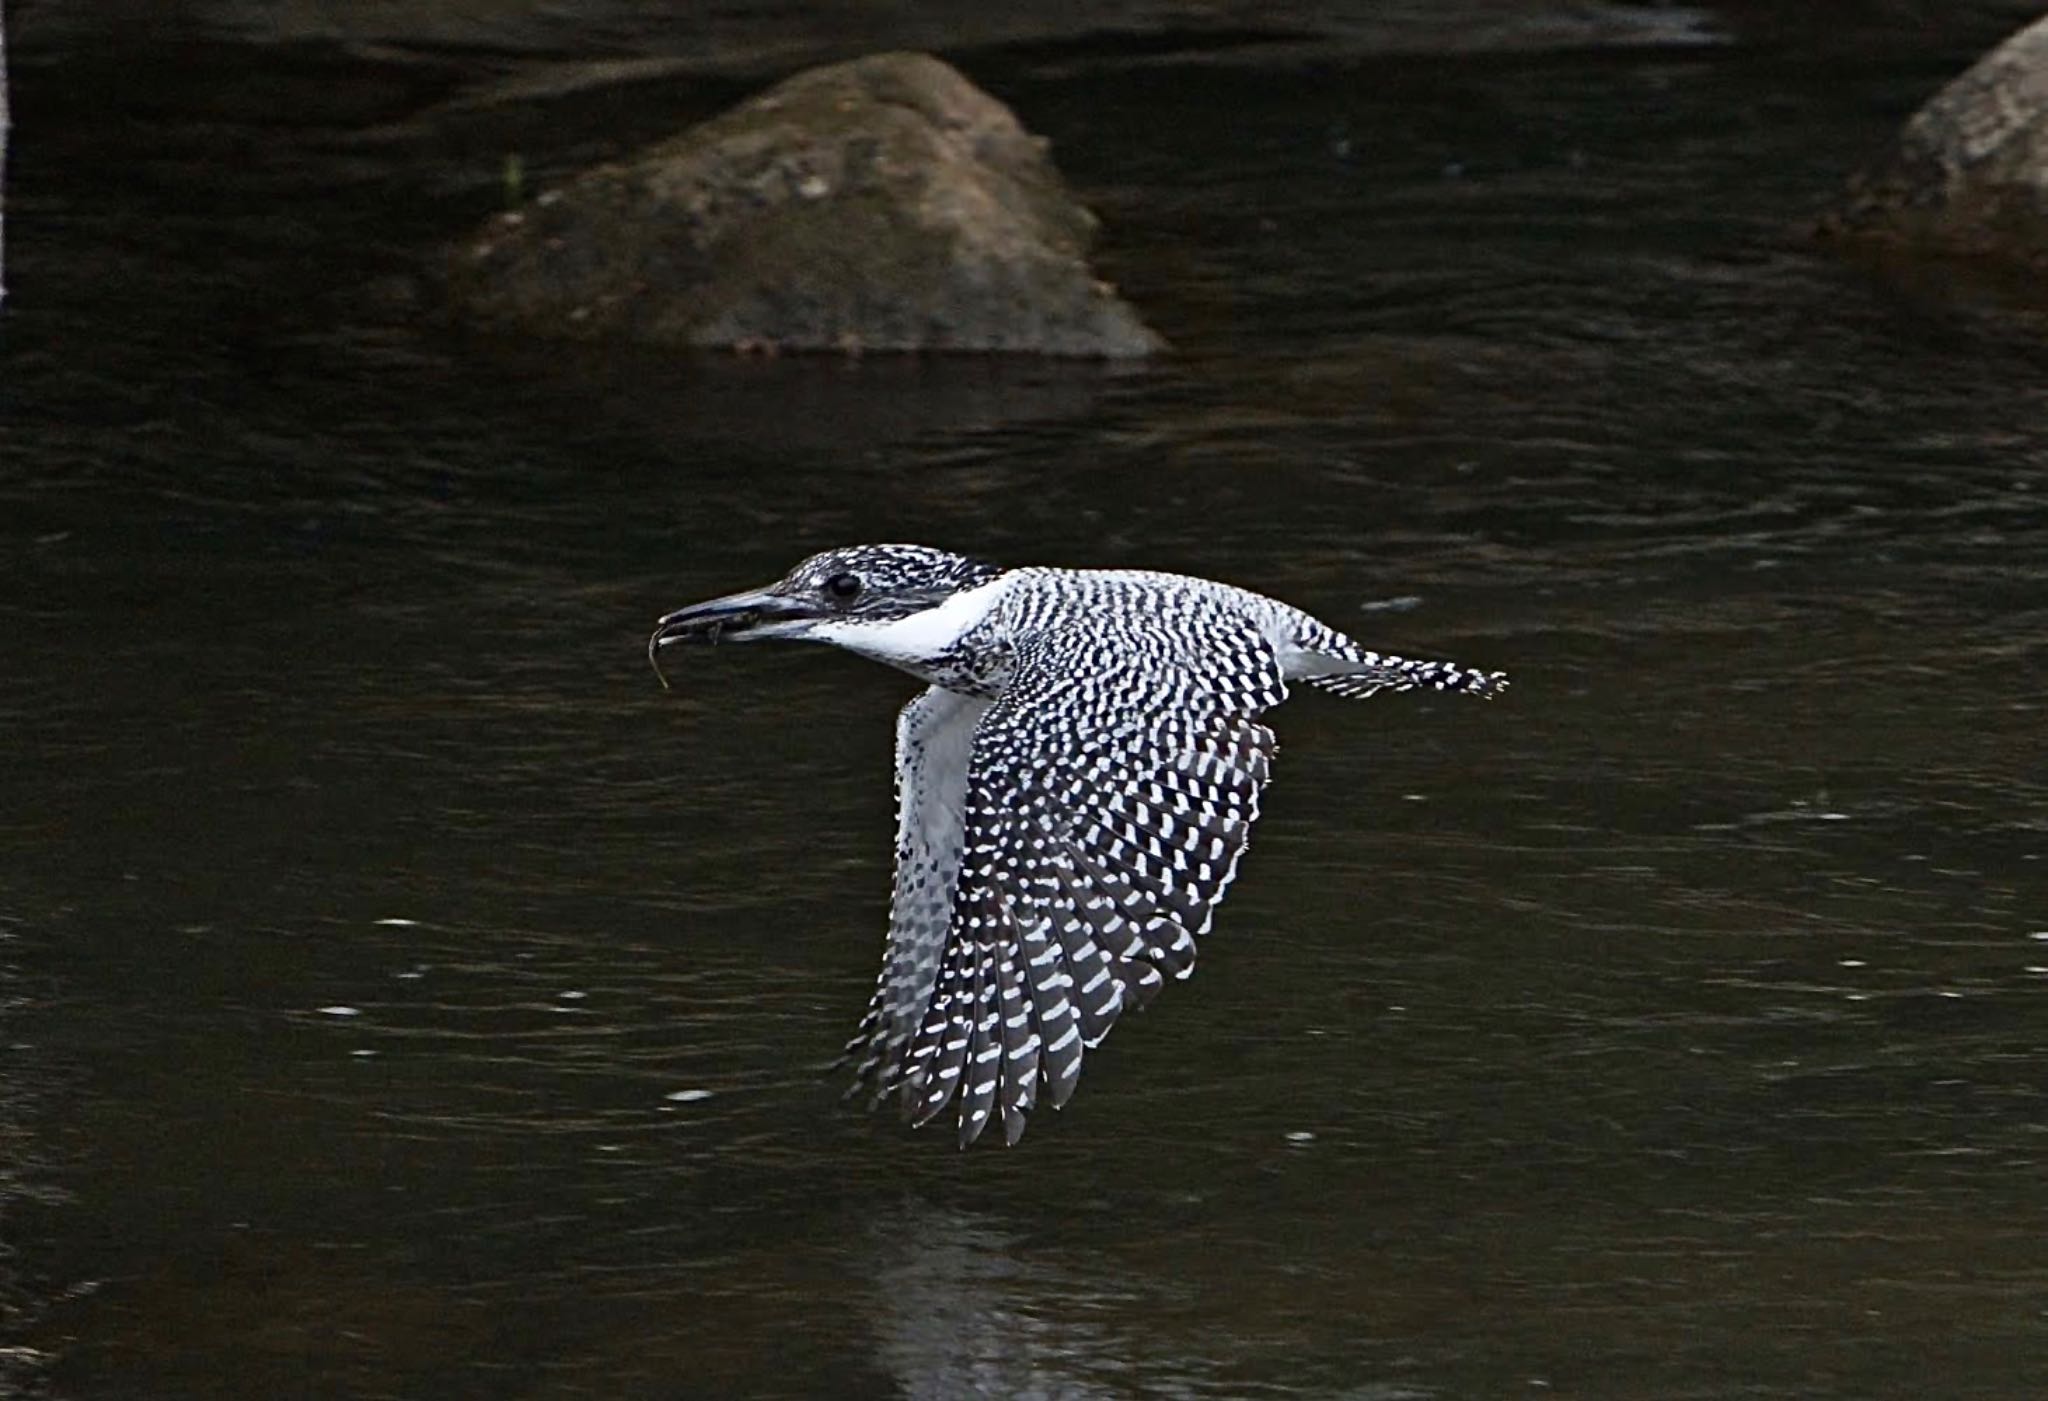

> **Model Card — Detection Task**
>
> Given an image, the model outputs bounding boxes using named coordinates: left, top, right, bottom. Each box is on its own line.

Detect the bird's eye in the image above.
left=825, top=572, right=863, bottom=600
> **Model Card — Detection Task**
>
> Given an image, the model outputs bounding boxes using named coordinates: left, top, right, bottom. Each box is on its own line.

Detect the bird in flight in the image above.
left=649, top=545, right=1506, bottom=1146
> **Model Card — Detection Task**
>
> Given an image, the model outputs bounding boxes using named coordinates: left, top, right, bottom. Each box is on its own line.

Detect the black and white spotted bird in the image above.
left=649, top=545, right=1506, bottom=1147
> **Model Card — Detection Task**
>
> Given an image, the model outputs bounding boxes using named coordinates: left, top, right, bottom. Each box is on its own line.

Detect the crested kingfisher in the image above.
left=650, top=545, right=1506, bottom=1147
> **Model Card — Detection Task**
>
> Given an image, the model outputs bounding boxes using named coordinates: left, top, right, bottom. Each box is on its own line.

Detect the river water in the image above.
left=3, top=8, right=2046, bottom=1399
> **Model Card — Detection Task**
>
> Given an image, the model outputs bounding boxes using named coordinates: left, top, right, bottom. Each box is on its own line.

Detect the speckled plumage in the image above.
left=651, top=545, right=1506, bottom=1147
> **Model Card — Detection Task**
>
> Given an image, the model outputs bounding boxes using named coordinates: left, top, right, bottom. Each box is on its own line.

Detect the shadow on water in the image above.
left=4, top=5, right=2048, bottom=1398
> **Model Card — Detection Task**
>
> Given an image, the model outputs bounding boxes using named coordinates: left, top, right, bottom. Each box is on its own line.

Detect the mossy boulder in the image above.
left=1821, top=17, right=2048, bottom=267
left=447, top=52, right=1163, bottom=356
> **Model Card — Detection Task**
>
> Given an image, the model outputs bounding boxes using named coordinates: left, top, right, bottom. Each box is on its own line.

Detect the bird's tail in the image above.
left=1301, top=649, right=1508, bottom=701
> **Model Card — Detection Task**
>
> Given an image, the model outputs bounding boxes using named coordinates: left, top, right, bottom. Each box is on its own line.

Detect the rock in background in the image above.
left=1821, top=15, right=2048, bottom=268
left=446, top=52, right=1163, bottom=357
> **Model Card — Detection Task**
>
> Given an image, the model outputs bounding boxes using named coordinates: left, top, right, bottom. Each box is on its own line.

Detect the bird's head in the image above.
left=649, top=545, right=1004, bottom=685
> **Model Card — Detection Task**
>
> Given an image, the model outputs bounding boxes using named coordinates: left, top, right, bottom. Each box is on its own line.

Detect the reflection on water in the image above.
left=5, top=7, right=2048, bottom=1399
left=0, top=922, right=60, bottom=1400
left=862, top=1205, right=1146, bottom=1401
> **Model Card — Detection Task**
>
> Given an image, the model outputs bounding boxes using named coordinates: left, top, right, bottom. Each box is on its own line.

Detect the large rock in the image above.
left=446, top=52, right=1163, bottom=356
left=1820, top=17, right=2048, bottom=267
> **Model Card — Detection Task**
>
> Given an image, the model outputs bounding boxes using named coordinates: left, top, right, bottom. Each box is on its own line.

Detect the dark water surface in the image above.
left=5, top=10, right=2047, bottom=1399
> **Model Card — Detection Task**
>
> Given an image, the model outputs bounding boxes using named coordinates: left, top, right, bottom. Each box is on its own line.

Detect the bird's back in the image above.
left=975, top=565, right=1338, bottom=694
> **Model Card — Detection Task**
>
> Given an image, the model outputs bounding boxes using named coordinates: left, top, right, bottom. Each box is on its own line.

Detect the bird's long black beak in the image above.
left=647, top=588, right=814, bottom=689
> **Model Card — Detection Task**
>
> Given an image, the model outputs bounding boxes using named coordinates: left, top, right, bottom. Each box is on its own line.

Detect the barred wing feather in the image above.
left=899, top=625, right=1285, bottom=1146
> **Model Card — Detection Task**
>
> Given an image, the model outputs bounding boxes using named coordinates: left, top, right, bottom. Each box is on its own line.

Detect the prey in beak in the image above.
left=646, top=587, right=817, bottom=690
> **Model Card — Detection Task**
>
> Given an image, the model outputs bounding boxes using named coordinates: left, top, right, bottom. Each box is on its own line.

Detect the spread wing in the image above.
left=896, top=622, right=1288, bottom=1147
left=839, top=686, right=989, bottom=1106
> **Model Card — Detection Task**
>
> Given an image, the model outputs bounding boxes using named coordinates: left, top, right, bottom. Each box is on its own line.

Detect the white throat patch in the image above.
left=805, top=576, right=1009, bottom=671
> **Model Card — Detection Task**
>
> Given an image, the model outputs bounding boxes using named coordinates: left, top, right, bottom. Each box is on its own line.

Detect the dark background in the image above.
left=3, top=4, right=2046, bottom=1397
